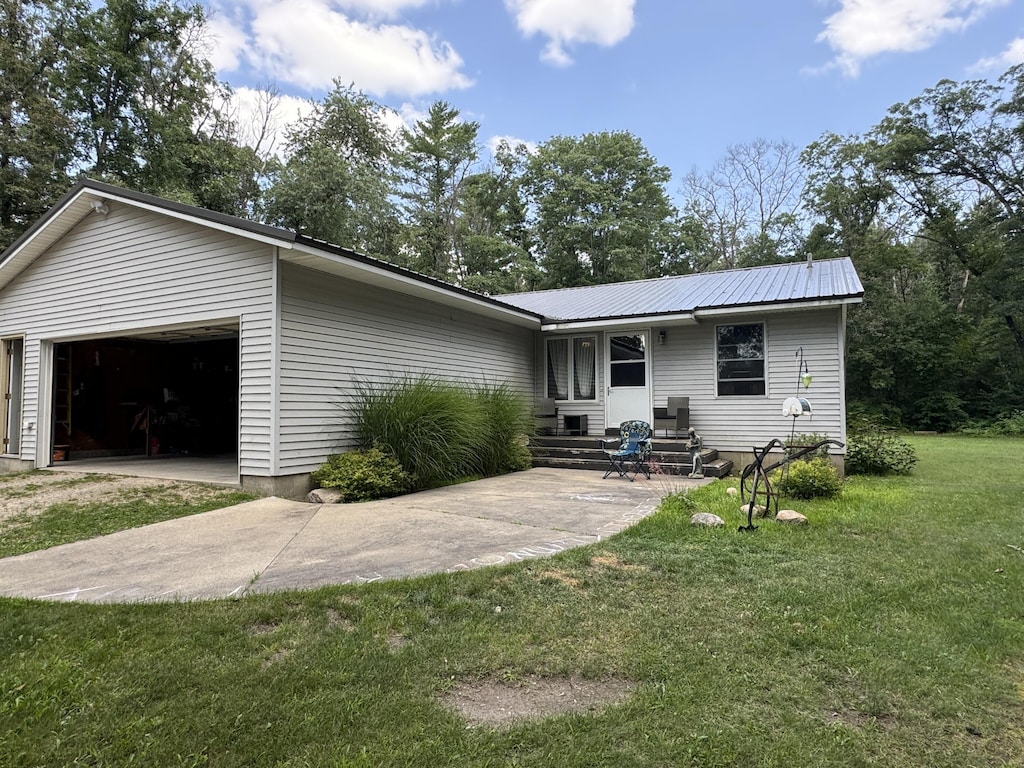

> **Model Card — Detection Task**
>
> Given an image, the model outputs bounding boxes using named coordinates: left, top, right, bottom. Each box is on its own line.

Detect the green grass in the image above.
left=2, top=436, right=1023, bottom=766
left=0, top=478, right=255, bottom=558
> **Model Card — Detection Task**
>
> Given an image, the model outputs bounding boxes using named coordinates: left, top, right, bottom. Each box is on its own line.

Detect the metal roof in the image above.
left=0, top=179, right=543, bottom=327
left=498, top=258, right=864, bottom=322
left=2, top=181, right=862, bottom=328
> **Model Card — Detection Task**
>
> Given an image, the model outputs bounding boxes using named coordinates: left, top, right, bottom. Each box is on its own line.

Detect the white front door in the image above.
left=605, top=330, right=651, bottom=428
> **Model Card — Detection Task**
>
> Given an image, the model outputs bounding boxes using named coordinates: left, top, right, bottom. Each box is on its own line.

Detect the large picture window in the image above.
left=546, top=336, right=596, bottom=401
left=716, top=323, right=765, bottom=396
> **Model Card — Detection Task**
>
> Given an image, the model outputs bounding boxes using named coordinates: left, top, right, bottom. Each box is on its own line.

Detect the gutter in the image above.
left=691, top=296, right=864, bottom=320
left=539, top=312, right=697, bottom=332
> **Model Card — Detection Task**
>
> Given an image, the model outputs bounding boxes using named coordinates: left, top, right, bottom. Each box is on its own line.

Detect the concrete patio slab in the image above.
left=42, top=454, right=239, bottom=486
left=0, top=469, right=711, bottom=603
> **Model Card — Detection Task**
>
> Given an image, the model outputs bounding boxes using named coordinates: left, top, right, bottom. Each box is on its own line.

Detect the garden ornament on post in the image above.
left=783, top=347, right=813, bottom=445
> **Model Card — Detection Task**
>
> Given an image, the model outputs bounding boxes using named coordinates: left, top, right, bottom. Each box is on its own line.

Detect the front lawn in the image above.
left=0, top=472, right=254, bottom=558
left=1, top=436, right=1022, bottom=766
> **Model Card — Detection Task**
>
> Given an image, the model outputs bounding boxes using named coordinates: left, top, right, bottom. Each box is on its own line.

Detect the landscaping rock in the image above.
left=776, top=509, right=808, bottom=525
left=726, top=487, right=739, bottom=497
left=307, top=487, right=344, bottom=504
left=691, top=512, right=725, bottom=527
left=740, top=503, right=768, bottom=518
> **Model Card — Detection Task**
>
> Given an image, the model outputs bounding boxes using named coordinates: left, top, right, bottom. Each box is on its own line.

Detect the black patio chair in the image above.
left=535, top=397, right=559, bottom=435
left=653, top=396, right=689, bottom=438
left=600, top=420, right=653, bottom=481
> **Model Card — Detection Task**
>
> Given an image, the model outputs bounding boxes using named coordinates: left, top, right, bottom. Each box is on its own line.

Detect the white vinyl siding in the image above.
left=0, top=205, right=275, bottom=474
left=653, top=308, right=845, bottom=453
left=277, top=262, right=535, bottom=473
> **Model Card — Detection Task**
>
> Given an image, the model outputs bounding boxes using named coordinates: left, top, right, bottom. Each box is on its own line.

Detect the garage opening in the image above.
left=51, top=326, right=239, bottom=465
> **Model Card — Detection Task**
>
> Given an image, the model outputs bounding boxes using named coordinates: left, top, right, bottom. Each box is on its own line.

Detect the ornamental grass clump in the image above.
left=353, top=375, right=484, bottom=489
left=350, top=375, right=531, bottom=490
left=472, top=382, right=533, bottom=476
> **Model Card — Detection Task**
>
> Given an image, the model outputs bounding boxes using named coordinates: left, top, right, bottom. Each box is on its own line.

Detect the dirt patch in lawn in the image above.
left=0, top=471, right=234, bottom=524
left=443, top=674, right=636, bottom=727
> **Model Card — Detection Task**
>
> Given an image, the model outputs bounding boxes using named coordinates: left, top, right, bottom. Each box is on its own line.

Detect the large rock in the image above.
left=691, top=512, right=725, bottom=527
left=307, top=487, right=344, bottom=504
left=740, top=503, right=768, bottom=519
left=776, top=509, right=808, bottom=525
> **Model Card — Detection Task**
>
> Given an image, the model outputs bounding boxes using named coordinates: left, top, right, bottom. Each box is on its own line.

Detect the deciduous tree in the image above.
left=264, top=83, right=399, bottom=258
left=523, top=131, right=677, bottom=288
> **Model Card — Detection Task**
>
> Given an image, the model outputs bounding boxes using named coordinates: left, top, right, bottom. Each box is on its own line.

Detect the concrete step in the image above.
left=531, top=443, right=719, bottom=463
left=530, top=454, right=733, bottom=478
left=533, top=435, right=692, bottom=451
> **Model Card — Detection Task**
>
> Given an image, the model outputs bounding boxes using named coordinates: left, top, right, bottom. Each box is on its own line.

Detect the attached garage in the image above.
left=0, top=180, right=540, bottom=495
left=51, top=325, right=239, bottom=463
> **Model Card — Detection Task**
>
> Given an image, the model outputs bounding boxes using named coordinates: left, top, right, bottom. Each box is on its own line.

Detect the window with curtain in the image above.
left=716, top=323, right=766, bottom=395
left=546, top=336, right=596, bottom=401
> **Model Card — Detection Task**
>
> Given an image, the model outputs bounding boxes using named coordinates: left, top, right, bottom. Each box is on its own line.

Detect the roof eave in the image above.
left=536, top=294, right=863, bottom=330
left=692, top=295, right=864, bottom=320
left=540, top=312, right=697, bottom=332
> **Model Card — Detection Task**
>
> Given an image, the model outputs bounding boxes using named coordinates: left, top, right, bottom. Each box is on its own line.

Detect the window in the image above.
left=716, top=323, right=765, bottom=396
left=546, top=336, right=596, bottom=401
left=609, top=333, right=646, bottom=387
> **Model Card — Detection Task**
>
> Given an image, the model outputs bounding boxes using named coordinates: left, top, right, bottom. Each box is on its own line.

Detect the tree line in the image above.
left=3, top=0, right=1022, bottom=430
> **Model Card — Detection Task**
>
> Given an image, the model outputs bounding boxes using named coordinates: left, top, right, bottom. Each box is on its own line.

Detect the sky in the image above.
left=202, top=0, right=1024, bottom=196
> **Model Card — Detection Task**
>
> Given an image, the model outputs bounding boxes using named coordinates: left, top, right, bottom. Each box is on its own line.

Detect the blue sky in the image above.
left=203, top=0, right=1024, bottom=194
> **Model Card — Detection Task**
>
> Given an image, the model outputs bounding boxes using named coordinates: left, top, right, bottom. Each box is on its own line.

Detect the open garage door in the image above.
left=50, top=325, right=239, bottom=466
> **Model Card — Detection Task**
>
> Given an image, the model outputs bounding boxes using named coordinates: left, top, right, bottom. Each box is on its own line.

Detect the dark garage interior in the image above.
left=52, top=329, right=239, bottom=462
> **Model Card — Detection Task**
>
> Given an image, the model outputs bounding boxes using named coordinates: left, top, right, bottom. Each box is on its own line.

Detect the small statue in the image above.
left=687, top=427, right=704, bottom=478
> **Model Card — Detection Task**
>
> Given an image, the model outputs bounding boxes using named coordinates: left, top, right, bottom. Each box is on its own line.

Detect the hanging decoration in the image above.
left=783, top=347, right=813, bottom=445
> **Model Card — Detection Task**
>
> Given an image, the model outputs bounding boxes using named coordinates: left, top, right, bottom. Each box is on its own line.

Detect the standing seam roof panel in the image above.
left=498, top=258, right=864, bottom=321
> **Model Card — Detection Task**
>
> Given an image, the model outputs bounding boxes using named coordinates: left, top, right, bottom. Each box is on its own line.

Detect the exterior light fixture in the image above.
left=657, top=329, right=666, bottom=345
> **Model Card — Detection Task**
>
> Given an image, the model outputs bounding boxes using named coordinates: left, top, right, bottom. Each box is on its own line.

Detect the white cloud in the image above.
left=504, top=0, right=635, bottom=67
left=334, top=0, right=431, bottom=19
left=970, top=36, right=1024, bottom=72
left=206, top=0, right=472, bottom=98
left=223, top=87, right=315, bottom=158
left=817, top=0, right=1011, bottom=77
left=203, top=11, right=249, bottom=72
left=487, top=134, right=537, bottom=155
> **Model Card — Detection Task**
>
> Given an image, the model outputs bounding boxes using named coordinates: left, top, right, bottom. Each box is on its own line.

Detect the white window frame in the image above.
left=545, top=335, right=598, bottom=402
left=715, top=322, right=767, bottom=397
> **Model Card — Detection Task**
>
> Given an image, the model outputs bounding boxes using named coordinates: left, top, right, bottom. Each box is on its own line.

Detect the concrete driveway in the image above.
left=0, top=469, right=706, bottom=603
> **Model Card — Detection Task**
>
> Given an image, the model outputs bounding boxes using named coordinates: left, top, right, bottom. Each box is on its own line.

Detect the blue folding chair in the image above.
left=600, top=420, right=653, bottom=481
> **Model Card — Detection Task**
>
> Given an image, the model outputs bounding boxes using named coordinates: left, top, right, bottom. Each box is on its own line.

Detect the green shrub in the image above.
left=311, top=448, right=412, bottom=502
left=845, top=432, right=917, bottom=475
left=958, top=410, right=1024, bottom=437
left=846, top=401, right=904, bottom=433
left=775, top=457, right=842, bottom=500
left=352, top=375, right=531, bottom=489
